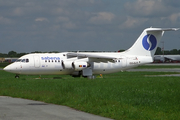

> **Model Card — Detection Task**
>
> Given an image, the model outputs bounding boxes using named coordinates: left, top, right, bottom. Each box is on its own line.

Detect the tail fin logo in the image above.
left=142, top=34, right=157, bottom=51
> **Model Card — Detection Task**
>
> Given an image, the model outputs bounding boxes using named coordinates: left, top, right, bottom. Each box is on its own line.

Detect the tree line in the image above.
left=0, top=48, right=180, bottom=57
left=0, top=51, right=59, bottom=58
left=155, top=47, right=180, bottom=55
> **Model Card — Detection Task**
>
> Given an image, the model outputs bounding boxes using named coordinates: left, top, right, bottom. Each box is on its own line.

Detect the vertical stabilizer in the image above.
left=125, top=28, right=179, bottom=56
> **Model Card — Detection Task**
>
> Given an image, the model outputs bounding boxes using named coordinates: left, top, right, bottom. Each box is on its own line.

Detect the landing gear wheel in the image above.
left=15, top=75, right=19, bottom=78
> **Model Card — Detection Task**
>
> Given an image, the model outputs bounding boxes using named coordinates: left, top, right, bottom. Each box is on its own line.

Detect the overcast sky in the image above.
left=0, top=0, right=180, bottom=53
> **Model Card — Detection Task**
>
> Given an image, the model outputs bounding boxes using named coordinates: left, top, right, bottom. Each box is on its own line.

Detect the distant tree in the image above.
left=31, top=51, right=43, bottom=53
left=178, top=49, right=180, bottom=54
left=164, top=50, right=170, bottom=55
left=17, top=53, right=27, bottom=57
left=49, top=51, right=59, bottom=53
left=155, top=47, right=162, bottom=55
left=170, top=49, right=178, bottom=55
left=0, top=53, right=8, bottom=57
left=8, top=51, right=17, bottom=57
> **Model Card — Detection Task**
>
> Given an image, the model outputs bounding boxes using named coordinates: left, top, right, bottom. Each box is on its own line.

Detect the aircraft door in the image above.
left=34, top=56, right=40, bottom=68
left=121, top=56, right=127, bottom=67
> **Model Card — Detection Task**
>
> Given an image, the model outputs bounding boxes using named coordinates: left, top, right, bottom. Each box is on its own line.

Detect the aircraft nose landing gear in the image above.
left=15, top=74, right=19, bottom=78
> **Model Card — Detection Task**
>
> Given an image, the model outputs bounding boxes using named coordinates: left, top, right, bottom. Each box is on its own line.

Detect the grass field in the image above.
left=0, top=70, right=180, bottom=120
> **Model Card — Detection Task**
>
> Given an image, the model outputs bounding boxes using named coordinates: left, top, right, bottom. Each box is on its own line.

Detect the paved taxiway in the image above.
left=127, top=63, right=180, bottom=76
left=0, top=96, right=113, bottom=120
left=127, top=63, right=180, bottom=72
left=127, top=68, right=180, bottom=72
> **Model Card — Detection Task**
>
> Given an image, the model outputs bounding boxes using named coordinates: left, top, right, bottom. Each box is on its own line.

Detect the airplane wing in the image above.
left=67, top=52, right=118, bottom=62
left=154, top=55, right=180, bottom=62
left=164, top=55, right=180, bottom=61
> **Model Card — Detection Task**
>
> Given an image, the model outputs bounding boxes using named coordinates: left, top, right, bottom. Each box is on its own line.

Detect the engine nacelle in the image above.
left=72, top=61, right=90, bottom=71
left=62, top=60, right=90, bottom=71
left=62, top=61, right=73, bottom=69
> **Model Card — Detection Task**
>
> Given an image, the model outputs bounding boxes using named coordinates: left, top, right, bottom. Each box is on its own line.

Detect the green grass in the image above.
left=0, top=71, right=180, bottom=120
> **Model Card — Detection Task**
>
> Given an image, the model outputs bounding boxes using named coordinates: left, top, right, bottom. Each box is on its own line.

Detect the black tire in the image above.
left=15, top=75, right=19, bottom=78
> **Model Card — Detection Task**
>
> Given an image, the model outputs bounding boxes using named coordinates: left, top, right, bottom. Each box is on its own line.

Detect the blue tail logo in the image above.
left=142, top=34, right=157, bottom=51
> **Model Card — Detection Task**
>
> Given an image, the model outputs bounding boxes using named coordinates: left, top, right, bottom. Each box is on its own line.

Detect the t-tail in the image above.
left=124, top=28, right=179, bottom=57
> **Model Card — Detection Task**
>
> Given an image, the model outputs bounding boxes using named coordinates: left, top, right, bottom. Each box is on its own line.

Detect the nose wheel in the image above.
left=15, top=74, right=19, bottom=78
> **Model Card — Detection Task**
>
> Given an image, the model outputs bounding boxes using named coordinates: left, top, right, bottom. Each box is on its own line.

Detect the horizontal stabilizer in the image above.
left=146, top=28, right=179, bottom=32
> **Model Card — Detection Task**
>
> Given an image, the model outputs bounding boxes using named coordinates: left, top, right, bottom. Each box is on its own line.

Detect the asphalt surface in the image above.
left=127, top=63, right=180, bottom=76
left=0, top=96, right=113, bottom=120
left=127, top=68, right=180, bottom=72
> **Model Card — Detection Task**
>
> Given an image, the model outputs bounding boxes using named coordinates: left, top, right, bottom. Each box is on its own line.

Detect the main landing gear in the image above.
left=15, top=74, right=19, bottom=78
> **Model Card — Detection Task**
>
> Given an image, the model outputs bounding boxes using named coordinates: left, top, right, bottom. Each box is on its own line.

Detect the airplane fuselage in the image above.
left=4, top=52, right=152, bottom=77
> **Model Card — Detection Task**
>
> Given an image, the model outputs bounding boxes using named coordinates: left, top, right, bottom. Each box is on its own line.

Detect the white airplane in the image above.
left=154, top=55, right=180, bottom=62
left=4, top=28, right=179, bottom=78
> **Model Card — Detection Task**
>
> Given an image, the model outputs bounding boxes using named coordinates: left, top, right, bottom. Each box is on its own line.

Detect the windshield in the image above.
left=15, top=59, right=22, bottom=62
left=15, top=59, right=29, bottom=63
left=21, top=59, right=26, bottom=63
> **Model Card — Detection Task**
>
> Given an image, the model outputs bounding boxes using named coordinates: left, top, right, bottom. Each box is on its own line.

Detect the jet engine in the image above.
left=62, top=61, right=90, bottom=71
left=62, top=61, right=73, bottom=69
left=72, top=61, right=90, bottom=71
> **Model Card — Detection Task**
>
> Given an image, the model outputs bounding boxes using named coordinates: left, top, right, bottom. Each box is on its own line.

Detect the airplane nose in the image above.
left=3, top=65, right=12, bottom=72
left=3, top=63, right=21, bottom=74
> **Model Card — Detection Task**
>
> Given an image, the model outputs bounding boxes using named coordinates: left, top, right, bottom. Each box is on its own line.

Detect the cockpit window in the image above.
left=15, top=59, right=29, bottom=63
left=26, top=59, right=29, bottom=62
left=21, top=59, right=26, bottom=63
left=16, top=59, right=22, bottom=62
